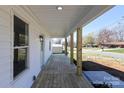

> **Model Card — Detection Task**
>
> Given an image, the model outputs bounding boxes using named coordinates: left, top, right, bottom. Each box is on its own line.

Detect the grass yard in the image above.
left=105, top=48, right=124, bottom=54
left=67, top=48, right=124, bottom=64
left=69, top=51, right=124, bottom=65
left=83, top=47, right=100, bottom=50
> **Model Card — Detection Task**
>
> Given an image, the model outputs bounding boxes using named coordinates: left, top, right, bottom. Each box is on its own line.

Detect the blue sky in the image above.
left=70, top=5, right=124, bottom=42
left=83, top=5, right=124, bottom=36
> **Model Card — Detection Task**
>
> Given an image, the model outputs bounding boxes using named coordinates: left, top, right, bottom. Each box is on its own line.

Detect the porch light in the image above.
left=56, top=6, right=63, bottom=11
left=39, top=35, right=44, bottom=42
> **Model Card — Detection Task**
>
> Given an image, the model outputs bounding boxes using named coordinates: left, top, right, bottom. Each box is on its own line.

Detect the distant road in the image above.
left=83, top=49, right=124, bottom=59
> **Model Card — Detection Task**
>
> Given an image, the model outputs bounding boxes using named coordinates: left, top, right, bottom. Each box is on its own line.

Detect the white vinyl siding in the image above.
left=0, top=6, right=52, bottom=88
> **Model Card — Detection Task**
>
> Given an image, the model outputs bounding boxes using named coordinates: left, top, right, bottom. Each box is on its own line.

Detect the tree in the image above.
left=118, top=30, right=124, bottom=41
left=97, top=29, right=115, bottom=45
left=83, top=32, right=95, bottom=47
left=112, top=23, right=124, bottom=42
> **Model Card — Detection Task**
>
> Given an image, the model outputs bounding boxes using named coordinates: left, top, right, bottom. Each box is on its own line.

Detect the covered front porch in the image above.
left=29, top=5, right=114, bottom=88
left=32, top=54, right=92, bottom=88
left=0, top=5, right=115, bottom=88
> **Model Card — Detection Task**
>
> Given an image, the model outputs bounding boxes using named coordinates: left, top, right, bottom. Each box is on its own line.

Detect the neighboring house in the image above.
left=52, top=44, right=63, bottom=53
left=101, top=42, right=124, bottom=48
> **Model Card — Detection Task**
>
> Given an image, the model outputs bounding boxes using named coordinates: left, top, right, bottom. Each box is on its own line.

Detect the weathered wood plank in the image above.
left=70, top=33, right=74, bottom=64
left=77, top=27, right=83, bottom=75
left=32, top=54, right=93, bottom=88
left=65, top=37, right=67, bottom=55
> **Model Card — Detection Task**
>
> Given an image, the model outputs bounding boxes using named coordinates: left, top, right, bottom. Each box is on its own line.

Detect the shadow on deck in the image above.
left=32, top=54, right=92, bottom=88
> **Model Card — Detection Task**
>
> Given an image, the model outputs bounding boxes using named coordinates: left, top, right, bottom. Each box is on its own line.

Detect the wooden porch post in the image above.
left=65, top=37, right=67, bottom=55
left=70, top=33, right=74, bottom=64
left=77, top=27, right=82, bottom=75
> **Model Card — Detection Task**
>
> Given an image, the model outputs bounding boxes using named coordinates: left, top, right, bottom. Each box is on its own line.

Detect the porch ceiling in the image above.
left=28, top=5, right=113, bottom=37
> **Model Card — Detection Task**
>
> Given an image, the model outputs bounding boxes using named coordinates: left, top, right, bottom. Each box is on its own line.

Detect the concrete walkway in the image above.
left=32, top=54, right=92, bottom=88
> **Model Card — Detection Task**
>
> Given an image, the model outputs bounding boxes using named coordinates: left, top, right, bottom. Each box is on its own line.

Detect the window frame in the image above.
left=13, top=15, right=29, bottom=78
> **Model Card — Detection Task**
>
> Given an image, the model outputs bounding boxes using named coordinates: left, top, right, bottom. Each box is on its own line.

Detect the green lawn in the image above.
left=67, top=48, right=124, bottom=64
left=83, top=47, right=100, bottom=50
left=105, top=48, right=124, bottom=54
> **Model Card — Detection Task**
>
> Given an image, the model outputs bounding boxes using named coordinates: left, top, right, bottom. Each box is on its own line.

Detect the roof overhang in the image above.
left=26, top=5, right=114, bottom=38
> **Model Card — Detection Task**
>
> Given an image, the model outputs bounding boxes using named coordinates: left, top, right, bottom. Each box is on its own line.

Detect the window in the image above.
left=13, top=16, right=29, bottom=77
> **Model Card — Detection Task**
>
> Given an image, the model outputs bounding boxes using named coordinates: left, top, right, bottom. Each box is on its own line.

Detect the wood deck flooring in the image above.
left=32, top=54, right=93, bottom=88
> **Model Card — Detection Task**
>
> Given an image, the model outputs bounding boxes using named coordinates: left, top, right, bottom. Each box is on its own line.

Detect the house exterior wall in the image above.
left=44, top=37, right=52, bottom=64
left=0, top=6, right=52, bottom=88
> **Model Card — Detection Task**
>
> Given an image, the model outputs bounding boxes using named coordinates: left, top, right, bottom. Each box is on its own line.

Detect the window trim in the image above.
left=14, top=46, right=29, bottom=49
left=13, top=15, right=30, bottom=79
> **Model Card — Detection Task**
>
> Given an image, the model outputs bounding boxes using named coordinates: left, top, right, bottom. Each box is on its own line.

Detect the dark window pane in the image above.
left=14, top=16, right=28, bottom=46
left=14, top=48, right=27, bottom=77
